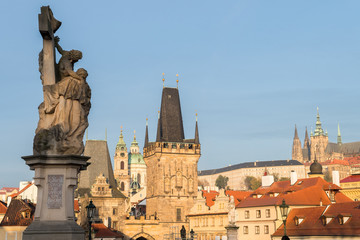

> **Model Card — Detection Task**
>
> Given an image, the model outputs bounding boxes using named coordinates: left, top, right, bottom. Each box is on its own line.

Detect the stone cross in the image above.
left=38, top=6, right=61, bottom=86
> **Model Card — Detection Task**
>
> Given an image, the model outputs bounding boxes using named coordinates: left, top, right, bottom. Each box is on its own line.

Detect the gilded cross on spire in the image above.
left=134, top=130, right=136, bottom=141
left=162, top=73, right=165, bottom=88
left=176, top=74, right=179, bottom=88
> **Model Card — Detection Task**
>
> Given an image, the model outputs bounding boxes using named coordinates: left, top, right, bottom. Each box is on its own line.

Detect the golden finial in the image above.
left=134, top=130, right=136, bottom=140
left=196, top=111, right=198, bottom=122
left=176, top=73, right=179, bottom=88
left=162, top=73, right=165, bottom=88
left=120, top=125, right=123, bottom=136
left=146, top=118, right=148, bottom=126
left=158, top=110, right=160, bottom=119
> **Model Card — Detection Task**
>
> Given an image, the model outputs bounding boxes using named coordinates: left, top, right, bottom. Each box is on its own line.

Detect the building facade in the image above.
left=198, top=160, right=306, bottom=190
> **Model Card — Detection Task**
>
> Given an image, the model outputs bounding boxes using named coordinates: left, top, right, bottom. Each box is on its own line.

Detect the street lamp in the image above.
left=86, top=200, right=96, bottom=240
left=279, top=199, right=290, bottom=240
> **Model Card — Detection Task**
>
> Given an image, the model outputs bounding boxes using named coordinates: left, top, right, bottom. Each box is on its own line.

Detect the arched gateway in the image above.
left=131, top=232, right=155, bottom=240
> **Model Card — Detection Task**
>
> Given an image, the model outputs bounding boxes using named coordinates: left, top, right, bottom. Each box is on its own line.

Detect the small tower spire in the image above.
left=176, top=74, right=179, bottom=88
left=294, top=124, right=299, bottom=139
left=162, top=73, right=165, bottom=88
left=314, top=107, right=325, bottom=136
left=144, top=118, right=149, bottom=148
left=337, top=123, right=342, bottom=145
left=195, top=112, right=200, bottom=144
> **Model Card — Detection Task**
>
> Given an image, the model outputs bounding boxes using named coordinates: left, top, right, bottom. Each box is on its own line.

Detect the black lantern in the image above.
left=86, top=200, right=96, bottom=240
left=279, top=199, right=290, bottom=240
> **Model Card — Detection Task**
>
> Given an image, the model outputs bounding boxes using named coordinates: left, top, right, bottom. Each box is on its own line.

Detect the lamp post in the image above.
left=86, top=200, right=96, bottom=240
left=279, top=199, right=290, bottom=240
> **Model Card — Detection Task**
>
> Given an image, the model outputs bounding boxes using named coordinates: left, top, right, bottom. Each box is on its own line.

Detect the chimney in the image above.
left=290, top=170, right=298, bottom=185
left=332, top=171, right=340, bottom=186
left=261, top=175, right=274, bottom=187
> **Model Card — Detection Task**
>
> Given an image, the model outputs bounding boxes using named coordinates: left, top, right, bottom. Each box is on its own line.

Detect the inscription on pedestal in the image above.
left=47, top=175, right=64, bottom=209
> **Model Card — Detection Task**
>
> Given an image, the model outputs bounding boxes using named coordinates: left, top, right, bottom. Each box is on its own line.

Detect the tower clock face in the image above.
left=121, top=153, right=125, bottom=157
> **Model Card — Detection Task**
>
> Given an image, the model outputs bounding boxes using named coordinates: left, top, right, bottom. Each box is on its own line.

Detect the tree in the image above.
left=324, top=170, right=332, bottom=183
left=198, top=179, right=209, bottom=188
left=279, top=177, right=290, bottom=182
left=244, top=176, right=261, bottom=190
left=215, top=175, right=229, bottom=189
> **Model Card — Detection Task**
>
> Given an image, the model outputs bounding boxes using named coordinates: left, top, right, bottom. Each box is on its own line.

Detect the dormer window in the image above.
left=294, top=216, right=304, bottom=226
left=338, top=214, right=351, bottom=225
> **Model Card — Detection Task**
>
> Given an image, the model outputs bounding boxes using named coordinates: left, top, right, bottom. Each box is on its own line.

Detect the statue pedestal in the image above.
left=22, top=155, right=90, bottom=240
left=225, top=224, right=239, bottom=240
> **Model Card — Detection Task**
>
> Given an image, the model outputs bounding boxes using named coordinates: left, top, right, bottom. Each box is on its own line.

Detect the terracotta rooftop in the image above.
left=0, top=199, right=35, bottom=226
left=201, top=190, right=251, bottom=207
left=340, top=175, right=360, bottom=183
left=273, top=202, right=360, bottom=237
left=237, top=177, right=352, bottom=208
left=10, top=182, right=33, bottom=198
left=201, top=190, right=219, bottom=207
left=92, top=223, right=123, bottom=238
left=0, top=201, right=7, bottom=215
left=1, top=187, right=19, bottom=193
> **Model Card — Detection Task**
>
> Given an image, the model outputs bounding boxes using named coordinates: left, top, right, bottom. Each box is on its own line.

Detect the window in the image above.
left=255, top=226, right=260, bottom=234
left=176, top=208, right=181, bottom=222
left=243, top=226, right=248, bottom=234
left=113, top=208, right=117, bottom=215
left=137, top=173, right=141, bottom=184
left=256, top=210, right=261, bottom=218
left=121, top=147, right=124, bottom=151
left=113, top=221, right=118, bottom=229
left=245, top=210, right=250, bottom=219
left=266, top=209, right=270, bottom=218
left=264, top=225, right=269, bottom=234
left=120, top=182, right=125, bottom=191
left=120, top=153, right=125, bottom=157
left=121, top=161, right=124, bottom=170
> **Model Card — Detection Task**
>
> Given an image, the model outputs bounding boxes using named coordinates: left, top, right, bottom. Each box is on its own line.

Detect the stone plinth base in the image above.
left=225, top=224, right=239, bottom=240
left=22, top=155, right=90, bottom=240
left=23, top=220, right=84, bottom=240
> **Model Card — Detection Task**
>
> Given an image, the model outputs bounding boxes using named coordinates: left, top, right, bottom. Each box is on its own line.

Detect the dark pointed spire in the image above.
left=195, top=113, right=199, bottom=144
left=294, top=124, right=299, bottom=139
left=305, top=127, right=309, bottom=141
left=144, top=118, right=149, bottom=148
left=156, top=87, right=185, bottom=142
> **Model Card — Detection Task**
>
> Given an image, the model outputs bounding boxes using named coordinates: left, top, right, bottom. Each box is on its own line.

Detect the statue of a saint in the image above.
left=34, top=7, right=91, bottom=155
left=228, top=195, right=236, bottom=225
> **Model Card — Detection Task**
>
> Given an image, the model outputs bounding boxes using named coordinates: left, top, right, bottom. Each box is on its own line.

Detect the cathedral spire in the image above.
left=195, top=113, right=200, bottom=144
left=294, top=124, right=299, bottom=139
left=304, top=127, right=310, bottom=148
left=314, top=107, right=325, bottom=136
left=144, top=118, right=149, bottom=148
left=337, top=123, right=342, bottom=145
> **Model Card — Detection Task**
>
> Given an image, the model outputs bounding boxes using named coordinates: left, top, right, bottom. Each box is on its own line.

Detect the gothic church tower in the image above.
left=310, top=107, right=328, bottom=162
left=114, top=128, right=130, bottom=196
left=292, top=125, right=303, bottom=162
left=143, top=86, right=200, bottom=226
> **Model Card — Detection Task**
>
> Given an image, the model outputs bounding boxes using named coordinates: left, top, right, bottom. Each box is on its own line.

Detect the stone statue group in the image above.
left=34, top=6, right=91, bottom=156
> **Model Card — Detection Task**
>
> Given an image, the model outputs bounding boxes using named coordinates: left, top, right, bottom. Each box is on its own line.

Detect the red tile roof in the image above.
left=74, top=200, right=79, bottom=212
left=201, top=190, right=219, bottom=207
left=226, top=190, right=251, bottom=205
left=0, top=199, right=35, bottom=226
left=340, top=175, right=360, bottom=183
left=0, top=201, right=7, bottom=214
left=10, top=183, right=33, bottom=198
left=237, top=177, right=352, bottom=208
left=273, top=202, right=360, bottom=237
left=1, top=187, right=19, bottom=193
left=92, top=223, right=123, bottom=238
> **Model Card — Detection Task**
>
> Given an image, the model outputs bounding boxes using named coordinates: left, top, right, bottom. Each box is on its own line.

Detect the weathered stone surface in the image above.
left=34, top=6, right=91, bottom=156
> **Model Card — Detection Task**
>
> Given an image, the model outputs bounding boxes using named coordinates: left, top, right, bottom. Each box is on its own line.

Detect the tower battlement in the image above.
left=143, top=141, right=201, bottom=157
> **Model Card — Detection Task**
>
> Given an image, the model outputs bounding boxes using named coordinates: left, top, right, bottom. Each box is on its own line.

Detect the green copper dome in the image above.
left=128, top=153, right=145, bottom=165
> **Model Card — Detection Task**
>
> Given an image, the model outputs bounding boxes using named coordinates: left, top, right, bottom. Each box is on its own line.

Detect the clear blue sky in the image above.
left=1, top=1, right=360, bottom=187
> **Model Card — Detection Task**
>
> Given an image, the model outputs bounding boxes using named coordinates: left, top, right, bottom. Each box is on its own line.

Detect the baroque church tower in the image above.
left=143, top=85, right=200, bottom=226
left=114, top=128, right=130, bottom=196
